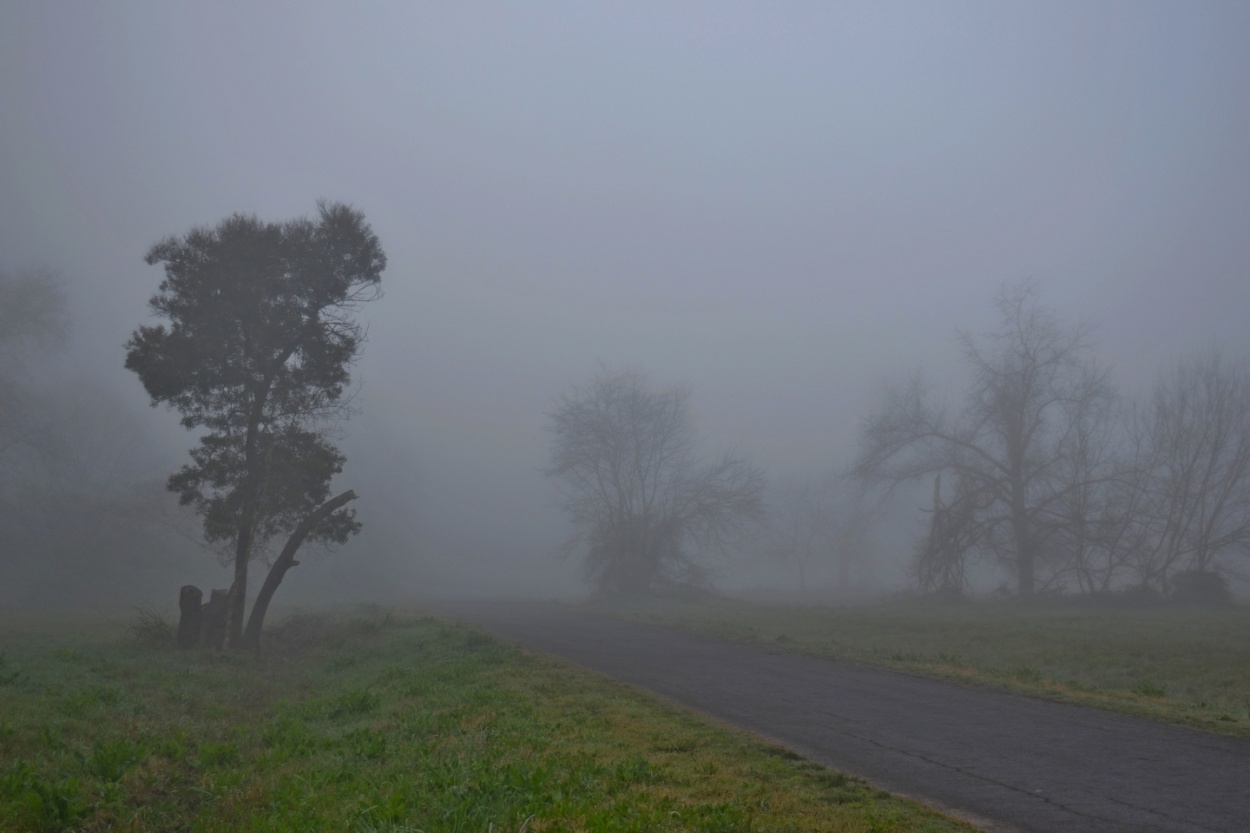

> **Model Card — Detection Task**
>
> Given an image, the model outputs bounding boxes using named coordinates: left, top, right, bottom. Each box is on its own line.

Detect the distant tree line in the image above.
left=760, top=473, right=876, bottom=594
left=854, top=280, right=1250, bottom=602
left=0, top=268, right=197, bottom=609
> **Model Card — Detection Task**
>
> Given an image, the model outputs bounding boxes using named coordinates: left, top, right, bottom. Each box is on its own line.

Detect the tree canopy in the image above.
left=125, top=201, right=385, bottom=645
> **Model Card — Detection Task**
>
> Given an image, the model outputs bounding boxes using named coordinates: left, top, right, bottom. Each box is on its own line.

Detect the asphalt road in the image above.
left=439, top=600, right=1250, bottom=833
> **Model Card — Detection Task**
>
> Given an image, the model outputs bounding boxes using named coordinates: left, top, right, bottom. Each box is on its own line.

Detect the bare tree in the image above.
left=546, top=368, right=766, bottom=596
left=827, top=475, right=881, bottom=594
left=1044, top=366, right=1132, bottom=592
left=764, top=471, right=878, bottom=594
left=855, top=281, right=1116, bottom=597
left=764, top=475, right=831, bottom=592
left=914, top=472, right=988, bottom=595
left=1131, top=348, right=1250, bottom=589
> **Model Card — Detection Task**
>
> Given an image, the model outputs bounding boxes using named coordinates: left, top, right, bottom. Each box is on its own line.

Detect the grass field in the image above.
left=596, top=596, right=1250, bottom=739
left=0, top=606, right=975, bottom=832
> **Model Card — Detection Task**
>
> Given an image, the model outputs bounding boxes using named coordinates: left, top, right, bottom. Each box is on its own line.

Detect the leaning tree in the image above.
left=546, top=368, right=766, bottom=596
left=125, top=201, right=385, bottom=647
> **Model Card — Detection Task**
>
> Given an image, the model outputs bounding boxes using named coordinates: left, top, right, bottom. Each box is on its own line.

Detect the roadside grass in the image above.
left=0, top=606, right=975, bottom=832
left=592, top=596, right=1250, bottom=739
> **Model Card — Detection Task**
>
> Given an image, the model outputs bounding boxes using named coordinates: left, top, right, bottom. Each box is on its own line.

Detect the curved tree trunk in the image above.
left=241, top=489, right=358, bottom=650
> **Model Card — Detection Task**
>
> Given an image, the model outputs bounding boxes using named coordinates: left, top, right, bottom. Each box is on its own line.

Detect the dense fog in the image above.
left=2, top=3, right=1250, bottom=612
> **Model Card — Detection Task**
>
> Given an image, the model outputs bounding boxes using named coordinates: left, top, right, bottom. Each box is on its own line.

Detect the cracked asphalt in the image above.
left=440, top=600, right=1250, bottom=833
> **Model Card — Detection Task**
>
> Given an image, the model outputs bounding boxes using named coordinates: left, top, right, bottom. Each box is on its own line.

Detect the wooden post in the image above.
left=201, top=588, right=229, bottom=649
left=177, top=585, right=203, bottom=648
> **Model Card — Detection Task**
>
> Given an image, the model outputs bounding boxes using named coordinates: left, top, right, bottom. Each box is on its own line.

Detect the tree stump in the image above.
left=177, top=585, right=203, bottom=648
left=201, top=588, right=229, bottom=649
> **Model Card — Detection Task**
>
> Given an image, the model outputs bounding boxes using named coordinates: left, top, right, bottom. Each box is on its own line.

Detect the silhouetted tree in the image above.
left=855, top=281, right=1115, bottom=597
left=914, top=473, right=986, bottom=595
left=547, top=368, right=765, bottom=596
left=765, top=472, right=876, bottom=593
left=765, top=476, right=830, bottom=592
left=1044, top=376, right=1132, bottom=593
left=125, top=202, right=384, bottom=646
left=1130, top=348, right=1250, bottom=589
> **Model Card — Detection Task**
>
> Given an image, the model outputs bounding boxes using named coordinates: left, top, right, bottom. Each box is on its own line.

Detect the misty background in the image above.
left=2, top=2, right=1249, bottom=609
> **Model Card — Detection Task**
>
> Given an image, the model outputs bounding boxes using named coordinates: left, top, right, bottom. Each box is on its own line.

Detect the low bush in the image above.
left=1170, top=571, right=1232, bottom=607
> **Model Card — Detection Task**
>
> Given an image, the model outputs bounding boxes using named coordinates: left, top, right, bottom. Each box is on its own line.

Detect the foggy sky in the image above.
left=3, top=2, right=1250, bottom=599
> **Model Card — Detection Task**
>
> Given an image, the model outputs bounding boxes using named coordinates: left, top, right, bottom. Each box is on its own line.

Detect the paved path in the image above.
left=439, top=601, right=1250, bottom=833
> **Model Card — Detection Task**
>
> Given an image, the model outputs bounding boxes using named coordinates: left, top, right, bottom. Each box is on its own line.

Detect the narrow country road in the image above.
left=438, top=600, right=1250, bottom=833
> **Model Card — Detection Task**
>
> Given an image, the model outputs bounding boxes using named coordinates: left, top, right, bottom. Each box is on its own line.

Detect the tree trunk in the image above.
left=241, top=489, right=358, bottom=650
left=1011, top=498, right=1036, bottom=598
left=228, top=413, right=266, bottom=648
left=226, top=511, right=254, bottom=648
left=224, top=524, right=251, bottom=648
left=1017, top=537, right=1036, bottom=597
left=1008, top=455, right=1035, bottom=598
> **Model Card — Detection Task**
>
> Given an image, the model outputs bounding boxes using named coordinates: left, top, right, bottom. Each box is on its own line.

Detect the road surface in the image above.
left=439, top=600, right=1250, bottom=833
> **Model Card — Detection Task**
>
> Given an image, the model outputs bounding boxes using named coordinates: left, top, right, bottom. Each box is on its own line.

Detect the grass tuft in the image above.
left=85, top=737, right=144, bottom=781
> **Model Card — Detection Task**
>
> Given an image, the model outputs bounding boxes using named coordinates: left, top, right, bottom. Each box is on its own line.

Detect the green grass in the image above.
left=0, top=606, right=974, bottom=832
left=594, top=596, right=1250, bottom=739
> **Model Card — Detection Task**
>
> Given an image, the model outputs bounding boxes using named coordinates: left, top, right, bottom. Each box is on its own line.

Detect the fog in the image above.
left=3, top=2, right=1250, bottom=610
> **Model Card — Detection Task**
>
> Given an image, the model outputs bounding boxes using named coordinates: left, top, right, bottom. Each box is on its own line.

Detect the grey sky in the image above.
left=3, top=2, right=1249, bottom=595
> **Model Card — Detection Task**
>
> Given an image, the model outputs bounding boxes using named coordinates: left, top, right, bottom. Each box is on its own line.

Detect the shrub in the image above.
left=1170, top=571, right=1232, bottom=607
left=131, top=608, right=175, bottom=648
